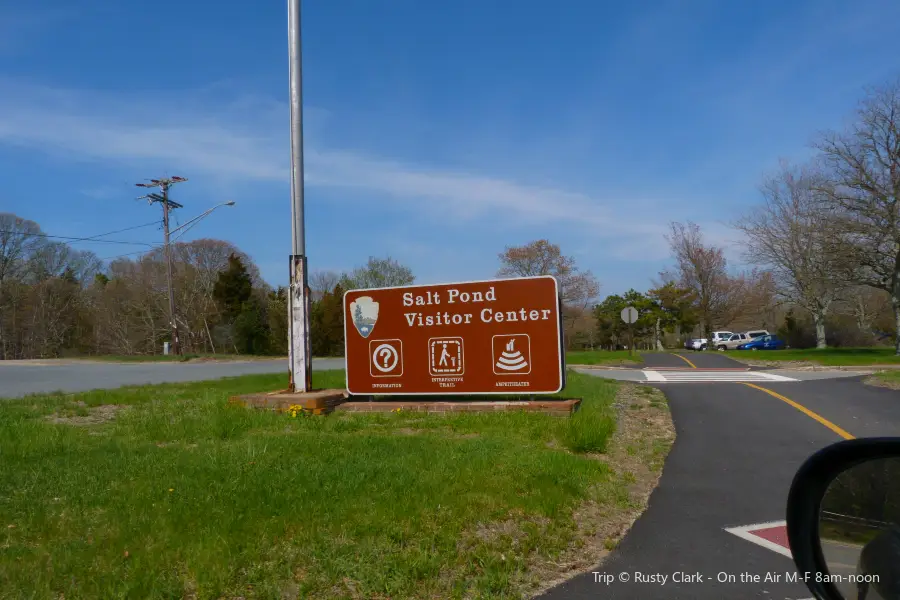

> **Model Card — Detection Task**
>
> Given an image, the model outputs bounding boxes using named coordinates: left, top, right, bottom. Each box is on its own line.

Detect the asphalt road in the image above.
left=2, top=351, right=861, bottom=398
left=538, top=353, right=900, bottom=600
left=0, top=358, right=345, bottom=399
left=821, top=540, right=863, bottom=598
left=642, top=349, right=753, bottom=369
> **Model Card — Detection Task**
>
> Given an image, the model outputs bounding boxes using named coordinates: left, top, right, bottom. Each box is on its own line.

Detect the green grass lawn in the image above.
left=819, top=521, right=876, bottom=547
left=565, top=350, right=642, bottom=366
left=873, top=370, right=900, bottom=385
left=731, top=347, right=900, bottom=366
left=0, top=370, right=628, bottom=599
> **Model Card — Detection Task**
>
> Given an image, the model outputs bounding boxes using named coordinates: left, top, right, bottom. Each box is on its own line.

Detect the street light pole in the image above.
left=137, top=176, right=187, bottom=356
left=287, top=0, right=312, bottom=393
left=169, top=201, right=236, bottom=241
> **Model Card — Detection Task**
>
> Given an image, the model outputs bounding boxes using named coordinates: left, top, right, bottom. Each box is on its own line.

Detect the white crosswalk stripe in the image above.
left=643, top=370, right=798, bottom=383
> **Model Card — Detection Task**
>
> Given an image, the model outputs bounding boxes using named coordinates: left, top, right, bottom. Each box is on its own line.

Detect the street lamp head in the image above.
left=225, top=200, right=236, bottom=206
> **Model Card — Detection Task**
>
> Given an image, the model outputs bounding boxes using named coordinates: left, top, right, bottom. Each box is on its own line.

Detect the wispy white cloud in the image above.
left=79, top=186, right=122, bottom=200
left=0, top=78, right=676, bottom=246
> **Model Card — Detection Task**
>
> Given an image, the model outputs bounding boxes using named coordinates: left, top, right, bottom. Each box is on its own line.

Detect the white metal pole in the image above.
left=287, top=0, right=312, bottom=393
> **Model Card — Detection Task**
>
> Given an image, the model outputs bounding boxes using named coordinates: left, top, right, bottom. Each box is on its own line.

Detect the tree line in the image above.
left=655, top=77, right=900, bottom=351
left=570, top=76, right=898, bottom=353
left=0, top=217, right=423, bottom=360
left=0, top=219, right=601, bottom=359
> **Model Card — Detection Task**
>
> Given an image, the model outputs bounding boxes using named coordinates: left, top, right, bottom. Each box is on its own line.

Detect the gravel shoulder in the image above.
left=533, top=382, right=675, bottom=597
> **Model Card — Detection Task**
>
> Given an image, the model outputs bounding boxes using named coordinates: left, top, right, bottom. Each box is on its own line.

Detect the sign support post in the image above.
left=620, top=306, right=639, bottom=357
left=287, top=0, right=311, bottom=393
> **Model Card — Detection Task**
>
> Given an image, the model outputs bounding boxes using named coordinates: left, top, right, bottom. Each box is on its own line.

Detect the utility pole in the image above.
left=137, top=176, right=188, bottom=356
left=287, top=0, right=312, bottom=393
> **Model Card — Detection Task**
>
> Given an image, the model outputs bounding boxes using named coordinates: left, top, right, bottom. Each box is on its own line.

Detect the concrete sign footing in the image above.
left=230, top=390, right=581, bottom=417
left=336, top=398, right=581, bottom=416
left=230, top=389, right=348, bottom=415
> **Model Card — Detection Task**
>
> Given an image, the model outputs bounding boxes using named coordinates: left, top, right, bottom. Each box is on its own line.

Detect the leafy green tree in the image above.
left=594, top=294, right=626, bottom=349
left=593, top=290, right=662, bottom=350
left=621, top=290, right=657, bottom=348
left=648, top=282, right=699, bottom=343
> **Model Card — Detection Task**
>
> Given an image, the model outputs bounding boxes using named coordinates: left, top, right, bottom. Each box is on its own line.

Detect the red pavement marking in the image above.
left=724, top=520, right=793, bottom=558
left=751, top=525, right=790, bottom=549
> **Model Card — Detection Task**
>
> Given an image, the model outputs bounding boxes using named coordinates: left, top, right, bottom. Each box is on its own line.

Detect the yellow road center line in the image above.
left=672, top=353, right=697, bottom=369
left=741, top=383, right=855, bottom=440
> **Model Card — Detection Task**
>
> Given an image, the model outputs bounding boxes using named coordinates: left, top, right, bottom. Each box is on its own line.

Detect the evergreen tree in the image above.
left=213, top=253, right=252, bottom=321
left=266, top=286, right=289, bottom=355
left=234, top=296, right=269, bottom=354
left=310, top=284, right=346, bottom=357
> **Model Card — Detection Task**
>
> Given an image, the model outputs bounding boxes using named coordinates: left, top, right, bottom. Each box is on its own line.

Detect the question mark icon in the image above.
left=378, top=347, right=392, bottom=366
left=372, top=343, right=399, bottom=373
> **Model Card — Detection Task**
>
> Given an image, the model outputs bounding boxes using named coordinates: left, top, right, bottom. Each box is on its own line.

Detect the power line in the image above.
left=0, top=229, right=157, bottom=247
left=98, top=247, right=161, bottom=261
left=99, top=222, right=207, bottom=260
left=82, top=221, right=160, bottom=240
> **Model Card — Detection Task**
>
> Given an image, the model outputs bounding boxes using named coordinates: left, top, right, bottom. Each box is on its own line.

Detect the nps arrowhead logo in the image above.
left=350, top=296, right=379, bottom=338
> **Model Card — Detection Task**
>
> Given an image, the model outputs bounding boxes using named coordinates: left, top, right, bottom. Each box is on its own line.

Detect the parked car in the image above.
left=736, top=334, right=786, bottom=350
left=687, top=338, right=708, bottom=350
left=744, top=329, right=770, bottom=339
left=716, top=333, right=750, bottom=351
left=709, top=331, right=734, bottom=347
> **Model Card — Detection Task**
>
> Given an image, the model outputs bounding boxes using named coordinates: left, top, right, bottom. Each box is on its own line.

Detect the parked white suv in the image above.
left=745, top=330, right=770, bottom=339
left=710, top=331, right=734, bottom=347
left=717, top=333, right=749, bottom=351
left=687, top=338, right=708, bottom=350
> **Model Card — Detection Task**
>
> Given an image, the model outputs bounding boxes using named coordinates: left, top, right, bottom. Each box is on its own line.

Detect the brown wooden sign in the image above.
left=343, top=276, right=564, bottom=395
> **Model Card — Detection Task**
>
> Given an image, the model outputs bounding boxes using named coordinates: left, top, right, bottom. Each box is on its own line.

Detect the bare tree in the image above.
left=309, top=270, right=343, bottom=301
left=728, top=269, right=781, bottom=332
left=841, top=285, right=893, bottom=342
left=734, top=161, right=847, bottom=347
left=497, top=240, right=600, bottom=310
left=0, top=213, right=45, bottom=285
left=815, top=79, right=900, bottom=353
left=341, top=256, right=415, bottom=290
left=497, top=240, right=600, bottom=345
left=664, top=221, right=743, bottom=340
left=0, top=214, right=47, bottom=358
left=567, top=306, right=599, bottom=350
left=26, top=243, right=101, bottom=284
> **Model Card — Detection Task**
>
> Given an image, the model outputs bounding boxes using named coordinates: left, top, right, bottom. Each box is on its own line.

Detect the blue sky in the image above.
left=1, top=0, right=898, bottom=296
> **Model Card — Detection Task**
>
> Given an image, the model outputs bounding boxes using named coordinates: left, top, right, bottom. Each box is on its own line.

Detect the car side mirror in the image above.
left=787, top=438, right=900, bottom=599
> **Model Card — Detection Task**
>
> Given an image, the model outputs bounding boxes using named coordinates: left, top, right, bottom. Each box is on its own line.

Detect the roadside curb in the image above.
left=730, top=363, right=896, bottom=372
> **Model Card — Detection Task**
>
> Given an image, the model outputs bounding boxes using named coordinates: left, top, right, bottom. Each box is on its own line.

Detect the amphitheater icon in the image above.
left=493, top=335, right=531, bottom=374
